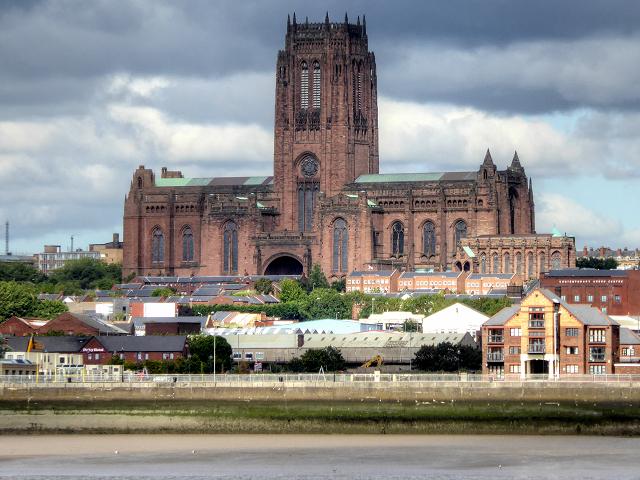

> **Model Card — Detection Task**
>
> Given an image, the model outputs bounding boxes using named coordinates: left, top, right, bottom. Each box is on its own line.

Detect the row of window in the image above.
left=568, top=294, right=621, bottom=303
left=232, top=352, right=265, bottom=361
left=502, top=365, right=606, bottom=375
left=151, top=223, right=238, bottom=273
left=479, top=251, right=563, bottom=275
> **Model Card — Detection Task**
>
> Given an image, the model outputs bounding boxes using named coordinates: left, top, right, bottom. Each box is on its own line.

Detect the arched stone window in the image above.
left=504, top=253, right=511, bottom=274
left=137, top=177, right=143, bottom=189
left=182, top=227, right=194, bottom=262
left=312, top=61, right=321, bottom=109
left=223, top=221, right=238, bottom=273
left=480, top=254, right=487, bottom=274
left=391, top=221, right=404, bottom=256
left=515, top=252, right=522, bottom=274
left=539, top=252, right=546, bottom=273
left=551, top=251, right=562, bottom=270
left=422, top=221, right=436, bottom=257
left=300, top=61, right=309, bottom=109
left=332, top=218, right=348, bottom=272
left=527, top=252, right=534, bottom=278
left=492, top=253, right=500, bottom=273
left=454, top=220, right=467, bottom=246
left=151, top=228, right=164, bottom=264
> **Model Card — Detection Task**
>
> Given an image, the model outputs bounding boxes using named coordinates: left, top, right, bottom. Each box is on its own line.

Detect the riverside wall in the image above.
left=3, top=381, right=640, bottom=403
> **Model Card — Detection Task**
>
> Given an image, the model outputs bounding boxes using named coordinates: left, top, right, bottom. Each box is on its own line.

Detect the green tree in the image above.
left=308, top=264, right=329, bottom=291
left=457, top=345, right=482, bottom=371
left=414, top=342, right=460, bottom=372
left=461, top=296, right=512, bottom=317
left=31, top=300, right=68, bottom=319
left=0, top=262, right=47, bottom=283
left=188, top=334, right=232, bottom=373
left=330, top=278, right=346, bottom=292
left=576, top=257, right=618, bottom=270
left=49, top=258, right=122, bottom=290
left=0, top=334, right=7, bottom=357
left=295, top=346, right=345, bottom=372
left=279, top=279, right=307, bottom=303
left=151, top=287, right=176, bottom=297
left=254, top=278, right=274, bottom=294
left=301, top=288, right=351, bottom=319
left=403, top=320, right=420, bottom=332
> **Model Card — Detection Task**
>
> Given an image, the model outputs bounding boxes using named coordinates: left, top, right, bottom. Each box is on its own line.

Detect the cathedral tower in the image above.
left=273, top=13, right=379, bottom=231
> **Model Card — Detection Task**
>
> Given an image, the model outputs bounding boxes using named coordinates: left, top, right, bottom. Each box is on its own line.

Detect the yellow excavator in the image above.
left=361, top=355, right=383, bottom=368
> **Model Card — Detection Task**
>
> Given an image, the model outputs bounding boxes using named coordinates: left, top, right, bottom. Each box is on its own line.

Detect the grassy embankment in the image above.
left=2, top=399, right=640, bottom=435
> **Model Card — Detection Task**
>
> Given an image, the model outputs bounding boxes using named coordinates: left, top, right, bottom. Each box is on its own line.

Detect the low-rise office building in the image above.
left=422, top=303, right=489, bottom=339
left=464, top=273, right=520, bottom=295
left=540, top=269, right=640, bottom=316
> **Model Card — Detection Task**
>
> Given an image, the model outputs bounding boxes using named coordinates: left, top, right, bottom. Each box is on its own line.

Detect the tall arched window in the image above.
left=515, top=252, right=522, bottom=274
left=352, top=61, right=362, bottom=112
left=332, top=218, right=348, bottom=272
left=551, top=251, right=562, bottom=270
left=509, top=187, right=518, bottom=234
left=151, top=228, right=164, bottom=264
left=391, top=221, right=404, bottom=256
left=504, top=253, right=511, bottom=274
left=454, top=220, right=467, bottom=246
left=422, top=221, right=436, bottom=257
left=492, top=253, right=500, bottom=273
left=312, top=61, right=321, bottom=109
left=539, top=252, right=546, bottom=273
left=182, top=227, right=194, bottom=262
left=300, top=61, right=309, bottom=109
left=480, top=254, right=487, bottom=274
left=527, top=252, right=534, bottom=278
left=223, top=221, right=238, bottom=273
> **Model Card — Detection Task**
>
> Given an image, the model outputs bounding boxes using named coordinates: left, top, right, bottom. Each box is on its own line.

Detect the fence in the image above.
left=2, top=372, right=640, bottom=386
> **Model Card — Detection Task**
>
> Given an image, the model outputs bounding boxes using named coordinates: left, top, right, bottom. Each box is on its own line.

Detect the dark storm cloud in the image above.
left=1, top=0, right=639, bottom=114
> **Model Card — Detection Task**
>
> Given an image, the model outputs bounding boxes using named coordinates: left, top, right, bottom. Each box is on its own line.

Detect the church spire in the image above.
left=482, top=148, right=495, bottom=166
left=363, top=14, right=367, bottom=35
left=511, top=150, right=522, bottom=169
left=344, top=12, right=349, bottom=24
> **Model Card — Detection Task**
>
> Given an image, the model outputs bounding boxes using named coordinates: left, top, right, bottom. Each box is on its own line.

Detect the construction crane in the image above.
left=361, top=355, right=383, bottom=368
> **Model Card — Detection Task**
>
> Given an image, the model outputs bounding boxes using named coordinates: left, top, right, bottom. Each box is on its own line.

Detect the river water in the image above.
left=0, top=434, right=638, bottom=479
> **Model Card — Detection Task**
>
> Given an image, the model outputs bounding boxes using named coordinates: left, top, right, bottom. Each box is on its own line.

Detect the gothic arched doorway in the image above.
left=264, top=255, right=304, bottom=275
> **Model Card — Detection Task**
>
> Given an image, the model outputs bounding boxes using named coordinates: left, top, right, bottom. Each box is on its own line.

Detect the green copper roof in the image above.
left=551, top=227, right=563, bottom=237
left=155, top=177, right=212, bottom=187
left=354, top=171, right=477, bottom=183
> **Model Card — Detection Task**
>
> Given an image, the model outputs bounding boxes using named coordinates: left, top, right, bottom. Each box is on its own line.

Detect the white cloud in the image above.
left=378, top=97, right=640, bottom=179
left=536, top=193, right=623, bottom=246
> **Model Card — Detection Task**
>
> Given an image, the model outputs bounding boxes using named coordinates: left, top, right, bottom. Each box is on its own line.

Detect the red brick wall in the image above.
left=38, top=313, right=99, bottom=336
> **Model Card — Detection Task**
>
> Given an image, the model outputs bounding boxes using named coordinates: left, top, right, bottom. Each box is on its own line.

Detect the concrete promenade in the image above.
left=3, top=374, right=640, bottom=402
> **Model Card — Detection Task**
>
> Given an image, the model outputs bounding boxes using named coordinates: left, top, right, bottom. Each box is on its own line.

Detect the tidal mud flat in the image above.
left=2, top=434, right=640, bottom=479
left=2, top=399, right=640, bottom=435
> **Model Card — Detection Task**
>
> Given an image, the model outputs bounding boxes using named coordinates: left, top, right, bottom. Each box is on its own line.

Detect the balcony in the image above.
left=528, top=320, right=545, bottom=329
left=528, top=343, right=546, bottom=354
left=589, top=355, right=605, bottom=362
left=488, top=335, right=504, bottom=343
left=486, top=351, right=504, bottom=362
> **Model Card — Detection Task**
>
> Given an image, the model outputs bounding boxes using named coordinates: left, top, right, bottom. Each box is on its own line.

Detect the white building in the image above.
left=421, top=303, right=488, bottom=339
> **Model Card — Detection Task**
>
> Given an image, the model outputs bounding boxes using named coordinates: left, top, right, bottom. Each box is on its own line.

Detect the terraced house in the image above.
left=482, top=288, right=621, bottom=378
left=123, top=14, right=571, bottom=280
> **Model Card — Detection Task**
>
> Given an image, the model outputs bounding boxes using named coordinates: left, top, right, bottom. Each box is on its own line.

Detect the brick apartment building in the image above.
left=540, top=269, right=640, bottom=316
left=123, top=14, right=545, bottom=281
left=482, top=288, right=621, bottom=377
left=345, top=270, right=399, bottom=293
left=81, top=336, right=188, bottom=364
left=398, top=271, right=464, bottom=292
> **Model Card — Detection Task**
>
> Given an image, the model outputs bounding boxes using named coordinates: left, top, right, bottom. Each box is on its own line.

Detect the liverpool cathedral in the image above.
left=123, top=14, right=575, bottom=279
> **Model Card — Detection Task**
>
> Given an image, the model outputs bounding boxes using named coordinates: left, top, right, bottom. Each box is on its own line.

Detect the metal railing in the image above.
left=488, top=335, right=503, bottom=343
left=528, top=344, right=546, bottom=354
left=486, top=352, right=504, bottom=362
left=3, top=372, right=640, bottom=386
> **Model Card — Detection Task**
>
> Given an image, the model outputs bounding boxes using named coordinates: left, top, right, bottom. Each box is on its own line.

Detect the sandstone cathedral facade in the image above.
left=123, top=14, right=575, bottom=280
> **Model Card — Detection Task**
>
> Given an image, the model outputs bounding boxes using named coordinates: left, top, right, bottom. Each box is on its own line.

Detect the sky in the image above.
left=1, top=0, right=639, bottom=254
